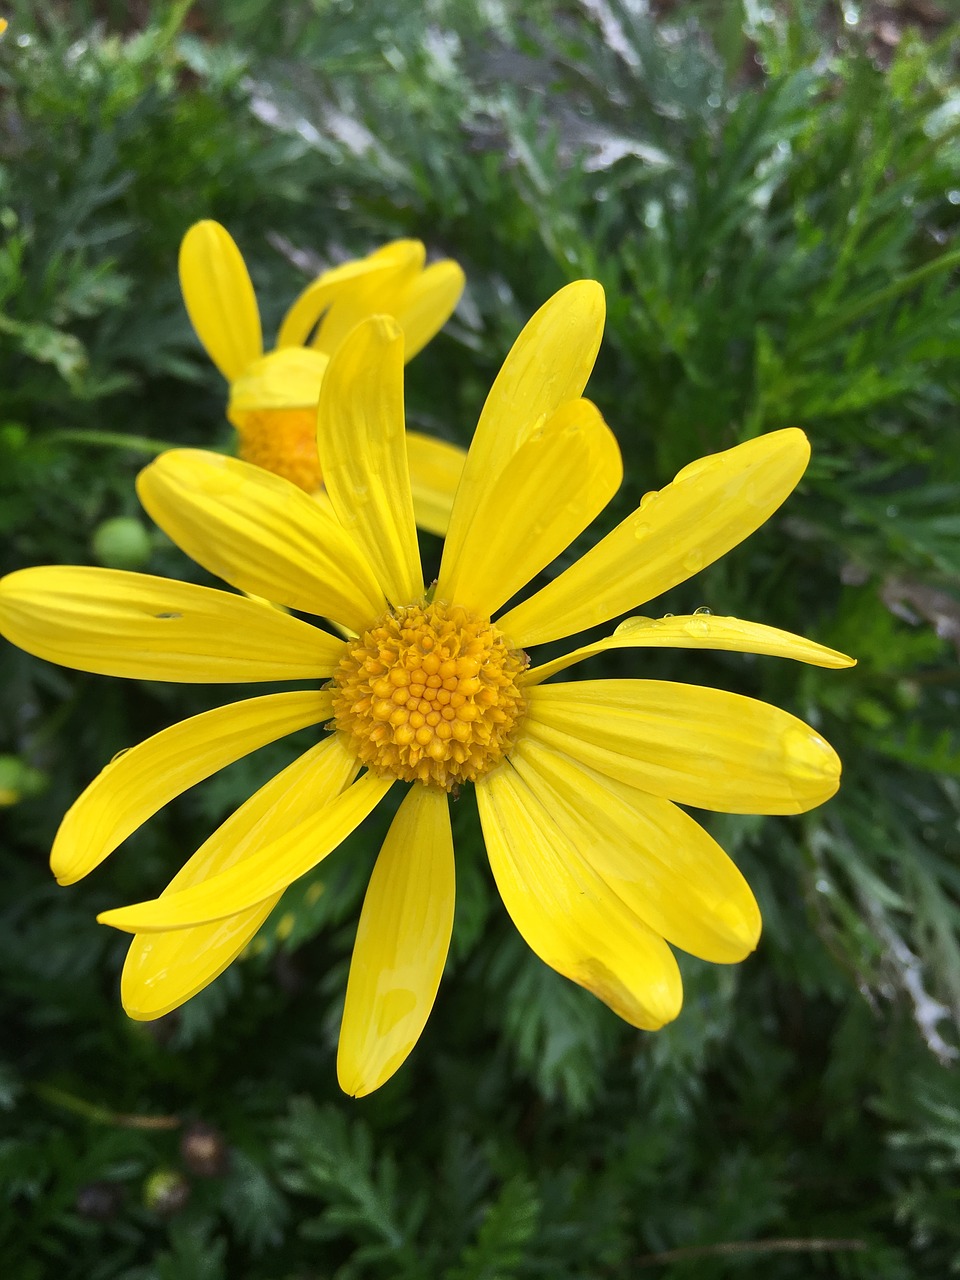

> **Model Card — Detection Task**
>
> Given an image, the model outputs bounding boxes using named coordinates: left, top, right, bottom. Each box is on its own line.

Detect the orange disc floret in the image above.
left=331, top=601, right=528, bottom=789
left=234, top=407, right=323, bottom=494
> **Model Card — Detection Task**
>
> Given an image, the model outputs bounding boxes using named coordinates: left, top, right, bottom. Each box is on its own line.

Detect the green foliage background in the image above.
left=1, top=1, right=959, bottom=1275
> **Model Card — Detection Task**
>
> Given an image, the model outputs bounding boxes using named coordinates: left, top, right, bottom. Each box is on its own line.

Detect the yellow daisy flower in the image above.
left=0, top=283, right=853, bottom=1096
left=180, top=219, right=467, bottom=534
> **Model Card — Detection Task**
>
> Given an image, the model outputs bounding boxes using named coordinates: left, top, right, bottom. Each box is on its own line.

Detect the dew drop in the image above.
left=633, top=521, right=651, bottom=540
left=684, top=617, right=710, bottom=637
left=637, top=489, right=659, bottom=510
left=948, top=191, right=960, bottom=206
left=682, top=548, right=704, bottom=573
left=674, top=455, right=717, bottom=485
left=693, top=606, right=712, bottom=616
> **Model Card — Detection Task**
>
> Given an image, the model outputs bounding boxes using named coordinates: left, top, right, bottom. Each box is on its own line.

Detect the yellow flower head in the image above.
left=179, top=220, right=467, bottom=532
left=0, top=283, right=854, bottom=1097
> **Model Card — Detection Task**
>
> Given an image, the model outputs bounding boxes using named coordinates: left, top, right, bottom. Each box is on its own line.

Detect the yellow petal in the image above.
left=523, top=679, right=842, bottom=814
left=390, top=259, right=465, bottom=360
left=179, top=221, right=262, bottom=382
left=124, top=902, right=279, bottom=1021
left=337, top=786, right=454, bottom=1097
left=98, top=770, right=395, bottom=931
left=437, top=281, right=606, bottom=599
left=440, top=399, right=621, bottom=617
left=317, top=317, right=423, bottom=605
left=121, top=734, right=359, bottom=1019
left=499, top=428, right=811, bottom=648
left=277, top=254, right=406, bottom=349
left=52, top=690, right=332, bottom=886
left=477, top=762, right=682, bottom=1029
left=0, top=566, right=340, bottom=682
left=511, top=737, right=760, bottom=963
left=137, top=449, right=386, bottom=633
left=406, top=431, right=467, bottom=538
left=524, top=613, right=856, bottom=685
left=227, top=347, right=330, bottom=417
left=313, top=242, right=426, bottom=355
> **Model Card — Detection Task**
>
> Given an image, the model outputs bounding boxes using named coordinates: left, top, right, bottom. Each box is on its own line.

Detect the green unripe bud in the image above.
left=91, top=516, right=152, bottom=570
left=142, top=1168, right=190, bottom=1216
left=0, top=754, right=47, bottom=806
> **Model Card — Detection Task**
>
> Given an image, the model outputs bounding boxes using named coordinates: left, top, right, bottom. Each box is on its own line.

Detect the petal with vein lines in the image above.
left=179, top=221, right=262, bottom=381
left=477, top=762, right=682, bottom=1029
left=441, top=399, right=622, bottom=618
left=0, top=566, right=340, bottom=681
left=524, top=679, right=842, bottom=814
left=52, top=690, right=332, bottom=885
left=317, top=317, right=422, bottom=604
left=523, top=613, right=855, bottom=685
left=437, top=281, right=605, bottom=598
left=137, top=449, right=386, bottom=631
left=499, top=429, right=811, bottom=647
left=121, top=735, right=359, bottom=1019
left=338, top=786, right=454, bottom=1097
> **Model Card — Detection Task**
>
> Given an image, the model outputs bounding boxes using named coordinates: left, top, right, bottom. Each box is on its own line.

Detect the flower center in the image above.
left=235, top=407, right=323, bottom=494
left=331, top=601, right=528, bottom=790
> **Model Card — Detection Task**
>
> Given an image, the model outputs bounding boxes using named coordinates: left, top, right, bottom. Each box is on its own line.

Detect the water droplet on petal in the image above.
left=674, top=455, right=718, bottom=485
left=633, top=521, right=651, bottom=540
left=682, top=549, right=704, bottom=574
left=693, top=606, right=712, bottom=616
left=638, top=490, right=659, bottom=511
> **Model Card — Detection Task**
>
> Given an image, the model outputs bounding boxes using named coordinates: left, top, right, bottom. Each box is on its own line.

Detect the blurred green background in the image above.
left=2, top=1, right=960, bottom=1276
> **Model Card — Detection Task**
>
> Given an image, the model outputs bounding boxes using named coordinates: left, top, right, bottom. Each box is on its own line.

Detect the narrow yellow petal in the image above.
left=337, top=786, right=454, bottom=1097
left=477, top=762, right=682, bottom=1029
left=179, top=221, right=262, bottom=382
left=511, top=737, right=761, bottom=963
left=277, top=254, right=404, bottom=349
left=0, top=566, right=341, bottom=682
left=98, top=770, right=395, bottom=932
left=137, top=449, right=386, bottom=632
left=123, top=901, right=278, bottom=1021
left=406, top=431, right=467, bottom=538
left=52, top=690, right=332, bottom=886
left=523, top=679, right=842, bottom=814
left=499, top=429, right=811, bottom=648
left=313, top=242, right=425, bottom=355
left=390, top=260, right=466, bottom=360
left=437, top=281, right=606, bottom=598
left=440, top=399, right=621, bottom=617
left=121, top=735, right=359, bottom=1019
left=317, top=317, right=423, bottom=605
left=524, top=613, right=856, bottom=685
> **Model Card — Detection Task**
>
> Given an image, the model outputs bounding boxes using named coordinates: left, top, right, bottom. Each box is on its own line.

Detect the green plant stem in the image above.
left=32, top=1082, right=180, bottom=1131
left=47, top=429, right=185, bottom=454
left=632, top=1236, right=867, bottom=1268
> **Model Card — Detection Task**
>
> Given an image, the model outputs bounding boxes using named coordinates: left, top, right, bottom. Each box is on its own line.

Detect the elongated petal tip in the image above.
left=784, top=726, right=843, bottom=809
left=97, top=913, right=133, bottom=935
left=179, top=220, right=263, bottom=382
left=564, top=277, right=606, bottom=317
